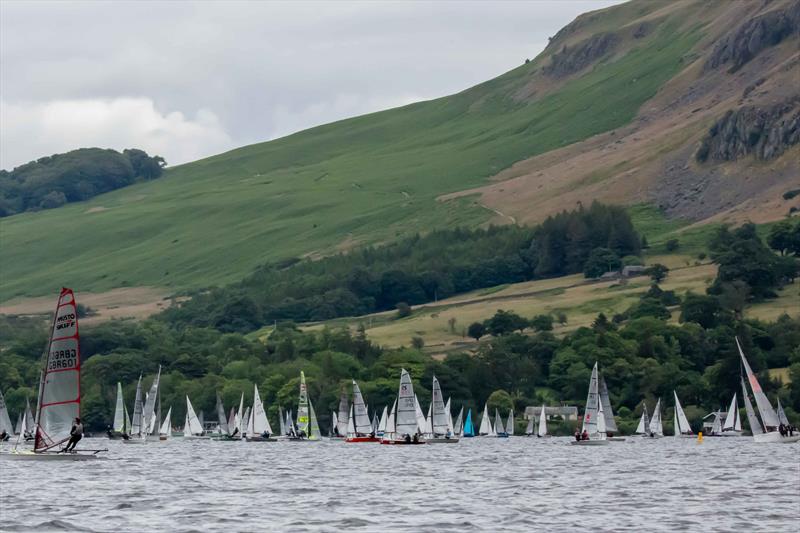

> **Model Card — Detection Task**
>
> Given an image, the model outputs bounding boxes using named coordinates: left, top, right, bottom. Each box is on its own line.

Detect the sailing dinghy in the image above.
left=571, top=362, right=609, bottom=445
left=525, top=413, right=534, bottom=437
left=426, top=376, right=459, bottom=443
left=108, top=382, right=129, bottom=439
left=159, top=407, right=172, bottom=440
left=537, top=404, right=549, bottom=438
left=634, top=403, right=650, bottom=437
left=246, top=385, right=276, bottom=441
left=478, top=404, right=495, bottom=436
left=289, top=372, right=321, bottom=441
left=380, top=369, right=425, bottom=444
left=2, top=289, right=106, bottom=460
left=462, top=409, right=475, bottom=437
left=376, top=405, right=388, bottom=438
left=719, top=394, right=742, bottom=437
left=494, top=409, right=509, bottom=438
left=672, top=391, right=694, bottom=438
left=647, top=398, right=664, bottom=438
left=346, top=380, right=378, bottom=442
left=738, top=337, right=800, bottom=443
left=183, top=396, right=209, bottom=439
left=0, top=388, right=14, bottom=440
left=452, top=406, right=464, bottom=438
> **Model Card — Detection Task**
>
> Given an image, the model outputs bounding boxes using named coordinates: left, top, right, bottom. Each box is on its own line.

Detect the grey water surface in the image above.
left=1, top=436, right=798, bottom=532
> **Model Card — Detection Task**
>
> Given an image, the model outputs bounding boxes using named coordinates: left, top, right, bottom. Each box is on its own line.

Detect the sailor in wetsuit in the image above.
left=63, top=417, right=83, bottom=452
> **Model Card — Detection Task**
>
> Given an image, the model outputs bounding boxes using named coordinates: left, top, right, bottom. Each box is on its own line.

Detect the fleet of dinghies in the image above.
left=2, top=290, right=799, bottom=458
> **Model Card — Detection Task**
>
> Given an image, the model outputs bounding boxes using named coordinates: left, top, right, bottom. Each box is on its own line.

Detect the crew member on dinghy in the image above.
left=63, top=418, right=83, bottom=452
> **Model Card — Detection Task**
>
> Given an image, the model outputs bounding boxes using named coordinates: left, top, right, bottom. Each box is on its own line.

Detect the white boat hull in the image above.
left=182, top=435, right=211, bottom=440
left=0, top=450, right=103, bottom=461
left=753, top=432, right=800, bottom=443
left=570, top=439, right=609, bottom=446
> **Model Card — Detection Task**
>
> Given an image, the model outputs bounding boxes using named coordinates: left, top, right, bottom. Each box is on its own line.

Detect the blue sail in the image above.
left=463, top=409, right=475, bottom=437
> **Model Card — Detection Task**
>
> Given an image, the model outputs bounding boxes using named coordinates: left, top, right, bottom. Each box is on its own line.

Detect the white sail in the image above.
left=445, top=398, right=454, bottom=432
left=649, top=398, right=663, bottom=436
left=183, top=414, right=191, bottom=436
left=33, top=288, right=82, bottom=451
left=378, top=405, right=388, bottom=433
left=742, top=378, right=763, bottom=435
left=371, top=411, right=379, bottom=433
left=537, top=404, right=548, bottom=437
left=597, top=399, right=607, bottom=437
left=599, top=376, right=618, bottom=433
left=0, top=389, right=14, bottom=436
left=673, top=391, right=693, bottom=435
left=351, top=380, right=373, bottom=435
left=347, top=405, right=355, bottom=435
left=278, top=406, right=286, bottom=436
left=453, top=407, right=464, bottom=437
left=186, top=396, right=204, bottom=435
left=241, top=406, right=251, bottom=437
left=336, top=390, right=349, bottom=437
left=431, top=377, right=449, bottom=436
left=252, top=385, right=270, bottom=435
left=331, top=412, right=338, bottom=436
left=525, top=415, right=534, bottom=436
left=635, top=404, right=649, bottom=434
left=124, top=404, right=131, bottom=435
left=15, top=412, right=24, bottom=436
left=395, top=369, right=418, bottom=437
left=131, top=375, right=144, bottom=436
left=722, top=394, right=739, bottom=431
left=141, top=366, right=162, bottom=437
left=478, top=404, right=492, bottom=436
left=506, top=409, right=514, bottom=436
left=414, top=395, right=427, bottom=435
left=216, top=393, right=229, bottom=435
left=159, top=407, right=172, bottom=436
left=581, top=362, right=600, bottom=436
left=385, top=399, right=397, bottom=435
left=24, top=398, right=34, bottom=435
left=494, top=409, right=505, bottom=435
left=113, top=382, right=125, bottom=432
left=710, top=413, right=722, bottom=435
left=308, top=399, right=321, bottom=440
left=234, top=393, right=244, bottom=438
left=737, top=337, right=779, bottom=429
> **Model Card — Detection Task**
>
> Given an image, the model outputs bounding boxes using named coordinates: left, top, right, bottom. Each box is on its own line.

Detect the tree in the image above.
left=767, top=219, right=800, bottom=256
left=395, top=302, right=411, bottom=319
left=680, top=293, right=728, bottom=329
left=583, top=248, right=621, bottom=278
left=447, top=317, right=457, bottom=333
left=468, top=322, right=487, bottom=341
left=556, top=312, right=568, bottom=326
left=486, top=310, right=528, bottom=336
left=411, top=336, right=425, bottom=350
left=665, top=239, right=680, bottom=252
left=645, top=263, right=669, bottom=283
left=529, top=314, right=554, bottom=332
left=592, top=313, right=612, bottom=332
left=486, top=389, right=514, bottom=413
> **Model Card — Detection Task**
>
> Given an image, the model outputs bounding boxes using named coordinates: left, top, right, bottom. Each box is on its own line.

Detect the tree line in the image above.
left=161, top=202, right=643, bottom=332
left=0, top=148, right=166, bottom=216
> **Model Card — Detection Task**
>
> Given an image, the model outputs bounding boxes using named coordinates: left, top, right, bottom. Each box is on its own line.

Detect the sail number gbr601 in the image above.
left=49, top=348, right=77, bottom=370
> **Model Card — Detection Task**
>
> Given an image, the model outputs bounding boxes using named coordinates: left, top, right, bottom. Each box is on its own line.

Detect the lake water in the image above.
left=1, top=436, right=798, bottom=532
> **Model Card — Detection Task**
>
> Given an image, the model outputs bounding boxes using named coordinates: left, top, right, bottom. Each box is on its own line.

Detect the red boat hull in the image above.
left=345, top=436, right=379, bottom=443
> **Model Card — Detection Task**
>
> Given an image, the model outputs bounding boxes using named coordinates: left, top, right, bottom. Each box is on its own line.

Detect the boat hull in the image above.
left=380, top=439, right=426, bottom=445
left=607, top=437, right=626, bottom=441
left=570, top=439, right=610, bottom=446
left=121, top=438, right=147, bottom=444
left=245, top=436, right=278, bottom=442
left=0, top=450, right=104, bottom=460
left=183, top=434, right=211, bottom=440
left=345, top=436, right=379, bottom=443
left=753, top=432, right=800, bottom=443
left=426, top=437, right=460, bottom=444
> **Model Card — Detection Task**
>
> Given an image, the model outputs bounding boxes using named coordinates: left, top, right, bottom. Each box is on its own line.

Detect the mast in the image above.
left=736, top=337, right=779, bottom=429
left=581, top=362, right=600, bottom=436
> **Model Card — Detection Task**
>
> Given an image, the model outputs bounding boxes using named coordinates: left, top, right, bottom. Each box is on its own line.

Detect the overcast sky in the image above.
left=1, top=0, right=622, bottom=170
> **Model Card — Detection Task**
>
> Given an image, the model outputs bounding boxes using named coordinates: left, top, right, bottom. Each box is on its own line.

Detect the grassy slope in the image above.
left=1, top=11, right=700, bottom=300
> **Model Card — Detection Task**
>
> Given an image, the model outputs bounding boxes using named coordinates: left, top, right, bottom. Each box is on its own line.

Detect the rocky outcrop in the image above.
left=705, top=3, right=800, bottom=73
left=543, top=33, right=619, bottom=78
left=696, top=97, right=800, bottom=162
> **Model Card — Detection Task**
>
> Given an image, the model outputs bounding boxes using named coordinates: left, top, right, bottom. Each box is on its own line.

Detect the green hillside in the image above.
left=1, top=4, right=702, bottom=300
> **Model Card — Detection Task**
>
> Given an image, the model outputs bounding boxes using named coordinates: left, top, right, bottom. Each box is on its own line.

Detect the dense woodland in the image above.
left=0, top=148, right=166, bottom=217
left=1, top=217, right=798, bottom=434
left=162, top=202, right=642, bottom=331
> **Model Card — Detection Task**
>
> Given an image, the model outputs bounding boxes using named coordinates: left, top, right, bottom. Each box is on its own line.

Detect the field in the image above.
left=0, top=14, right=700, bottom=301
